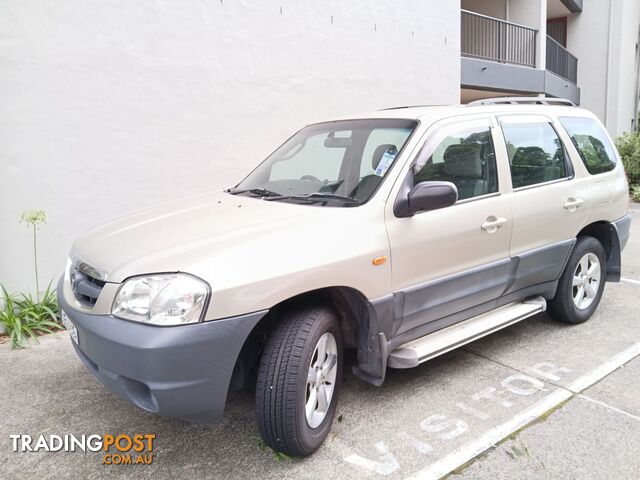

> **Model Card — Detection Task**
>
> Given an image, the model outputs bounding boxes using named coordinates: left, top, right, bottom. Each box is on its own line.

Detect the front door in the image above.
left=385, top=116, right=513, bottom=336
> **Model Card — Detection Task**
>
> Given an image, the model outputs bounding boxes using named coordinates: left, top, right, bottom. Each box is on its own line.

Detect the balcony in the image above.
left=460, top=9, right=580, bottom=104
left=461, top=10, right=537, bottom=68
left=546, top=35, right=578, bottom=84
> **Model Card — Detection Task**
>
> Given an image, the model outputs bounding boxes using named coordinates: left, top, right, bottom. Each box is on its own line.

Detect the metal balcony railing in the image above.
left=461, top=10, right=537, bottom=68
left=546, top=35, right=578, bottom=84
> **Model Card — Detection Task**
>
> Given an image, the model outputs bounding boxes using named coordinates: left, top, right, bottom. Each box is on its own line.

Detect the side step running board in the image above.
left=388, top=297, right=546, bottom=369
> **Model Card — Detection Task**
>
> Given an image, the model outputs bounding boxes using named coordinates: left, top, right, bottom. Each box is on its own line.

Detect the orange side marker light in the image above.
left=372, top=256, right=387, bottom=266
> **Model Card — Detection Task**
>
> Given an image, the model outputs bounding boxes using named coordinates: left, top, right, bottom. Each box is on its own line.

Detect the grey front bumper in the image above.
left=57, top=277, right=266, bottom=423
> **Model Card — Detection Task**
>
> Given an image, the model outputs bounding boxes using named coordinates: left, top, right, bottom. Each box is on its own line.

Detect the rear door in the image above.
left=496, top=114, right=589, bottom=293
left=385, top=116, right=513, bottom=336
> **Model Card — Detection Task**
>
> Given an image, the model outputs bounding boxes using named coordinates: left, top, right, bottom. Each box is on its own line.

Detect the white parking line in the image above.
left=404, top=389, right=572, bottom=480
left=578, top=395, right=640, bottom=422
left=567, top=341, right=640, bottom=393
left=404, top=340, right=640, bottom=480
left=621, top=277, right=640, bottom=285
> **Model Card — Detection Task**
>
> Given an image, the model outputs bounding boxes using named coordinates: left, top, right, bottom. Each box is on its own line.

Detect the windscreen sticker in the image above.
left=375, top=150, right=397, bottom=177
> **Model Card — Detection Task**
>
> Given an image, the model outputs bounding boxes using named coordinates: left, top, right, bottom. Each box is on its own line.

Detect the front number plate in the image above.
left=61, top=310, right=78, bottom=344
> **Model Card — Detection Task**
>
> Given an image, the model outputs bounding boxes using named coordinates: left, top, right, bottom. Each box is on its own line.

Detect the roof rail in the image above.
left=467, top=97, right=576, bottom=107
left=378, top=104, right=446, bottom=111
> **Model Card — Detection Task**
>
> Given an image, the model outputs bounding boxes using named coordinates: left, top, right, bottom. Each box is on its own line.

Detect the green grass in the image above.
left=255, top=437, right=294, bottom=462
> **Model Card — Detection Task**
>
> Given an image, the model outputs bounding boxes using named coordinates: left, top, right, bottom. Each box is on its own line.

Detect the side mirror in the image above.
left=405, top=181, right=458, bottom=215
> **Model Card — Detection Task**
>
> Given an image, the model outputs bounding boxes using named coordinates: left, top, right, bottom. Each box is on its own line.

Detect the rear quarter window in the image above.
left=559, top=117, right=617, bottom=175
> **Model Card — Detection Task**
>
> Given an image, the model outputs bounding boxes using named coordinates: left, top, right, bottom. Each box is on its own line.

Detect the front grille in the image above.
left=70, top=265, right=106, bottom=306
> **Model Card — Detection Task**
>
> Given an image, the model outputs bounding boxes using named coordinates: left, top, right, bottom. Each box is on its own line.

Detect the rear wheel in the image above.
left=256, top=307, right=342, bottom=456
left=548, top=236, right=606, bottom=324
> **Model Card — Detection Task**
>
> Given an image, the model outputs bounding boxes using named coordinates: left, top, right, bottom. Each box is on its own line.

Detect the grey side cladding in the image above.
left=393, top=258, right=514, bottom=336
left=391, top=240, right=575, bottom=338
left=360, top=239, right=576, bottom=383
left=505, top=239, right=576, bottom=294
left=608, top=214, right=632, bottom=281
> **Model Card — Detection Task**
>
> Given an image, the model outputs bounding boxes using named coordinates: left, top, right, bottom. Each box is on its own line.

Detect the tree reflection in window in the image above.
left=502, top=123, right=568, bottom=188
left=560, top=117, right=617, bottom=175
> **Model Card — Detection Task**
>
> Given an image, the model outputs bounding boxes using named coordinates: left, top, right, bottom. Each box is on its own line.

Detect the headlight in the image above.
left=112, top=274, right=210, bottom=326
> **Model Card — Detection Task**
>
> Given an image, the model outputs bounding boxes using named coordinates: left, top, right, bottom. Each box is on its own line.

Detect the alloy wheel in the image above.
left=305, top=332, right=338, bottom=428
left=572, top=252, right=601, bottom=310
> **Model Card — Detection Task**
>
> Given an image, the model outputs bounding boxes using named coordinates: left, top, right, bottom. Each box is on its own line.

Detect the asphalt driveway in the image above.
left=1, top=205, right=639, bottom=479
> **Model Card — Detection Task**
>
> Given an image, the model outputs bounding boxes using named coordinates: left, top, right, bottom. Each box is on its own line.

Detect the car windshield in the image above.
left=230, top=119, right=417, bottom=206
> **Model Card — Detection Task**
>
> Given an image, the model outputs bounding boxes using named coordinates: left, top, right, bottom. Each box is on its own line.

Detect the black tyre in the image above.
left=256, top=306, right=342, bottom=456
left=548, top=236, right=606, bottom=324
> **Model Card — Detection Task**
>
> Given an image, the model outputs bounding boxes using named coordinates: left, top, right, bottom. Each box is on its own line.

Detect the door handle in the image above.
left=563, top=198, right=584, bottom=211
left=481, top=216, right=507, bottom=233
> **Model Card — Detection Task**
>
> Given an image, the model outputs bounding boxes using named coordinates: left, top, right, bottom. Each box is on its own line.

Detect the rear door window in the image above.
left=559, top=117, right=617, bottom=174
left=500, top=122, right=569, bottom=189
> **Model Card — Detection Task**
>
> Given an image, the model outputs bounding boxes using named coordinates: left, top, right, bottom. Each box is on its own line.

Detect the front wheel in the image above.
left=256, top=307, right=342, bottom=456
left=548, top=236, right=606, bottom=324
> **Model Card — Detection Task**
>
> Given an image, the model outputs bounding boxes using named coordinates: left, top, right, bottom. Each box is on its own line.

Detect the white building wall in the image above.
left=568, top=0, right=640, bottom=135
left=0, top=0, right=461, bottom=293
left=567, top=0, right=615, bottom=130
left=611, top=0, right=640, bottom=134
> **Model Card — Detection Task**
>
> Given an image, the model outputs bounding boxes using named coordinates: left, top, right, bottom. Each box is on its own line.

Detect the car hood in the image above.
left=70, top=191, right=336, bottom=283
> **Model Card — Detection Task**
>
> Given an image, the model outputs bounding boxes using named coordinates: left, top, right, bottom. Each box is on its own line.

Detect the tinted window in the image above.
left=559, top=117, right=617, bottom=174
left=501, top=123, right=568, bottom=188
left=413, top=126, right=498, bottom=201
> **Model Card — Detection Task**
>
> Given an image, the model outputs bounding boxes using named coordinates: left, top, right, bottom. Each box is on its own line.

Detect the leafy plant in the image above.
left=20, top=209, right=47, bottom=301
left=0, top=284, right=60, bottom=349
left=632, top=184, right=640, bottom=203
left=0, top=209, right=62, bottom=349
left=1, top=285, right=59, bottom=349
left=615, top=132, right=640, bottom=187
left=16, top=282, right=60, bottom=326
left=0, top=287, right=21, bottom=345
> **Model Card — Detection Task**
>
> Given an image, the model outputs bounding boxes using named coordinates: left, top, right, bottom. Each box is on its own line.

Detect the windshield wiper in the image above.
left=264, top=192, right=360, bottom=204
left=226, top=187, right=282, bottom=197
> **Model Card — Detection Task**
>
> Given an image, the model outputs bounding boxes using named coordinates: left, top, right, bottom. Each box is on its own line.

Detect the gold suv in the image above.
left=58, top=98, right=631, bottom=456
